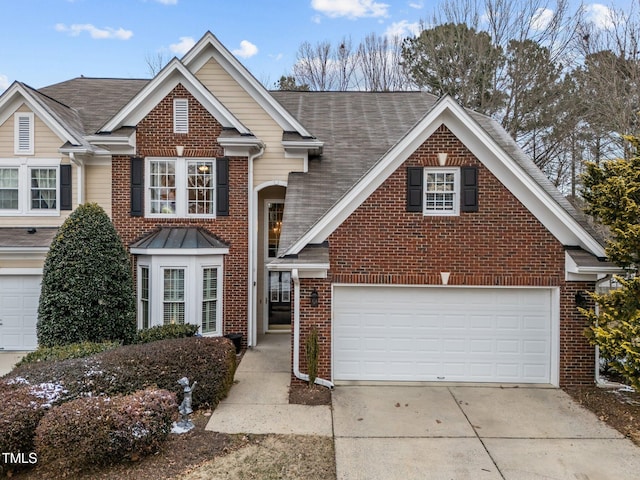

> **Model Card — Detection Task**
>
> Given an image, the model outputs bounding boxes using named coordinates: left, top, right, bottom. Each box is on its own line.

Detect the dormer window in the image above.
left=14, top=112, right=34, bottom=155
left=173, top=99, right=189, bottom=134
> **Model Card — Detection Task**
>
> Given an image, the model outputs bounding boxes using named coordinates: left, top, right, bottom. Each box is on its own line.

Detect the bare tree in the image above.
left=357, top=33, right=411, bottom=91
left=145, top=51, right=169, bottom=77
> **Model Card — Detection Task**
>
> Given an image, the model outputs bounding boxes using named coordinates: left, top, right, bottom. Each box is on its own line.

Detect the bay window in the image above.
left=136, top=255, right=223, bottom=336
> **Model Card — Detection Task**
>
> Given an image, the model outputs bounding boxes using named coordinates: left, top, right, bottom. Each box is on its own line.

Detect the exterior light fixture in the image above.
left=176, top=145, right=184, bottom=157
left=437, top=152, right=448, bottom=166
left=310, top=288, right=319, bottom=307
left=575, top=291, right=589, bottom=308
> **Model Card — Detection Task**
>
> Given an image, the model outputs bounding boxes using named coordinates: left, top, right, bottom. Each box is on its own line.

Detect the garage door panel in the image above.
left=333, top=286, right=552, bottom=383
left=0, top=276, right=41, bottom=351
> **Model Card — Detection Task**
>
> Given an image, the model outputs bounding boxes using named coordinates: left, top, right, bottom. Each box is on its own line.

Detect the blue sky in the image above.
left=0, top=0, right=629, bottom=93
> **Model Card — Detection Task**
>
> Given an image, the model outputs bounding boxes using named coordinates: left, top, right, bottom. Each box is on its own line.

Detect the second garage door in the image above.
left=0, top=275, right=41, bottom=351
left=333, top=286, right=555, bottom=384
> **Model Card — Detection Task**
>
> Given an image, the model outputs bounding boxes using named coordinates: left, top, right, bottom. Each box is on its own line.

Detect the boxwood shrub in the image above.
left=7, top=336, right=237, bottom=411
left=134, top=323, right=199, bottom=344
left=15, top=341, right=121, bottom=368
left=35, top=389, right=176, bottom=474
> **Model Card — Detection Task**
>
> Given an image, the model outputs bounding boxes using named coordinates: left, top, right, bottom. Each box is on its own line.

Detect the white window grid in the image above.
left=424, top=168, right=459, bottom=216
left=146, top=158, right=215, bottom=218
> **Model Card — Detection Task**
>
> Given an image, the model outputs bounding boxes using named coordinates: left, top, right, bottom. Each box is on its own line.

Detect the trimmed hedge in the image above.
left=15, top=341, right=121, bottom=368
left=134, top=323, right=200, bottom=344
left=0, top=384, right=48, bottom=476
left=7, top=336, right=237, bottom=411
left=35, top=389, right=176, bottom=474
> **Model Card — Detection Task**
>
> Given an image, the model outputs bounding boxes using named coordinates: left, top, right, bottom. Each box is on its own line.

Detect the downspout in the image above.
left=68, top=152, right=84, bottom=204
left=247, top=145, right=265, bottom=347
left=292, top=268, right=334, bottom=389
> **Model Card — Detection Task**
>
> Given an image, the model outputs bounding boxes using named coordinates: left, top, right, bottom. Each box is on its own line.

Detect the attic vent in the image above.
left=15, top=112, right=34, bottom=155
left=173, top=99, right=189, bottom=134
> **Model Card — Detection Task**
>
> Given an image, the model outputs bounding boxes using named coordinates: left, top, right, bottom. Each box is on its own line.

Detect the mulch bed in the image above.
left=564, top=383, right=640, bottom=446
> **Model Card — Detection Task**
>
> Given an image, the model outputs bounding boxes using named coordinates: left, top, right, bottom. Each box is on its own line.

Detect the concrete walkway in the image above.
left=0, top=352, right=26, bottom=376
left=205, top=333, right=332, bottom=436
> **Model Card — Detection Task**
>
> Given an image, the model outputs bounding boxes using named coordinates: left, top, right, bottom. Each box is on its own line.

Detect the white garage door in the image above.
left=0, top=275, right=41, bottom=351
left=333, top=286, right=554, bottom=383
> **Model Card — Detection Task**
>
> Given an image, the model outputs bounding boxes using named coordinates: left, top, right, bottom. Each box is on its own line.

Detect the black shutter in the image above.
left=60, top=164, right=72, bottom=210
left=130, top=157, right=144, bottom=217
left=461, top=166, right=478, bottom=212
left=216, top=157, right=229, bottom=216
left=406, top=167, right=423, bottom=212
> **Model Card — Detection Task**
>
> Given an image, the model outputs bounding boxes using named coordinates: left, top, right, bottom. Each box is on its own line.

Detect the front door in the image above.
left=265, top=200, right=291, bottom=329
left=268, top=271, right=291, bottom=327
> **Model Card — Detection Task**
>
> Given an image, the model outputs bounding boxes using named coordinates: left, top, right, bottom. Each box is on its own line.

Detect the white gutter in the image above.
left=247, top=145, right=265, bottom=347
left=69, top=152, right=84, bottom=204
left=291, top=268, right=334, bottom=389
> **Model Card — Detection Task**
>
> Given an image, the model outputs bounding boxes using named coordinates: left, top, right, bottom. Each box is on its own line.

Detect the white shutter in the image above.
left=15, top=113, right=34, bottom=155
left=173, top=99, right=189, bottom=133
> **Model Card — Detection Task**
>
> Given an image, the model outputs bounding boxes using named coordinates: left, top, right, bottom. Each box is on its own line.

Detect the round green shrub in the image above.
left=35, top=389, right=177, bottom=474
left=37, top=203, right=136, bottom=347
left=134, top=323, right=200, bottom=344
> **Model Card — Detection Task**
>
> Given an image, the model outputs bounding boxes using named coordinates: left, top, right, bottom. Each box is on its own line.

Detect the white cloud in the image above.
left=55, top=23, right=133, bottom=40
left=155, top=0, right=178, bottom=4
left=385, top=20, right=420, bottom=38
left=408, top=1, right=423, bottom=9
left=531, top=7, right=554, bottom=31
left=0, top=74, right=9, bottom=92
left=311, top=0, right=389, bottom=19
left=169, top=36, right=196, bottom=55
left=232, top=40, right=258, bottom=58
left=585, top=3, right=615, bottom=30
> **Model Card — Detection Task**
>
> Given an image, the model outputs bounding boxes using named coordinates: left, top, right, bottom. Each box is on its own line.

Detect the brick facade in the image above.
left=294, top=125, right=595, bottom=387
left=111, top=84, right=249, bottom=344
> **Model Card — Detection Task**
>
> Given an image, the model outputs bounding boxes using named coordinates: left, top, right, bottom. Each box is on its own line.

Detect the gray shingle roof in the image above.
left=0, top=227, right=58, bottom=249
left=271, top=91, right=441, bottom=254
left=271, top=91, right=604, bottom=255
left=38, top=77, right=149, bottom=134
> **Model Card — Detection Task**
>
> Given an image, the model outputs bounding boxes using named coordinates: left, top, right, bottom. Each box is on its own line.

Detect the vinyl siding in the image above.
left=194, top=58, right=304, bottom=186
left=85, top=163, right=112, bottom=217
left=0, top=105, right=74, bottom=226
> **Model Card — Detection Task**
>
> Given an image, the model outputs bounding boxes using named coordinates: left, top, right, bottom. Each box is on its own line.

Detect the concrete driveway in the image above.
left=333, top=385, right=640, bottom=480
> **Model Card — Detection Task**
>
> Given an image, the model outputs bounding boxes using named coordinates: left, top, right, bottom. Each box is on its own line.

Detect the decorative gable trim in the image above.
left=181, top=32, right=319, bottom=143
left=284, top=95, right=606, bottom=258
left=101, top=58, right=250, bottom=135
left=0, top=83, right=81, bottom=149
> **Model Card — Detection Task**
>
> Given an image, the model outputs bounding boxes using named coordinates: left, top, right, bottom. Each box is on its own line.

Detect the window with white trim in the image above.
left=424, top=168, right=459, bottom=216
left=140, top=266, right=150, bottom=329
left=201, top=267, right=218, bottom=334
left=30, top=168, right=57, bottom=209
left=137, top=255, right=223, bottom=336
left=163, top=268, right=185, bottom=325
left=0, top=160, right=60, bottom=215
left=14, top=113, right=34, bottom=155
left=173, top=99, right=189, bottom=133
left=146, top=157, right=215, bottom=217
